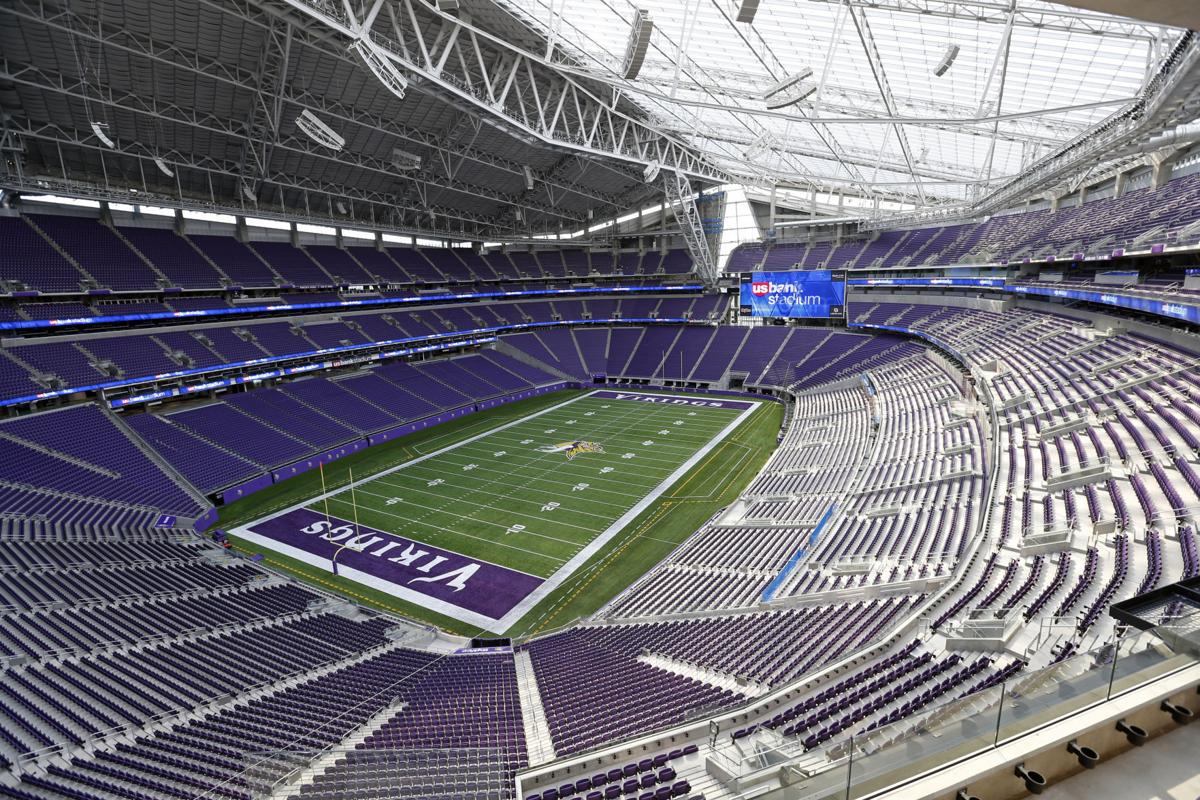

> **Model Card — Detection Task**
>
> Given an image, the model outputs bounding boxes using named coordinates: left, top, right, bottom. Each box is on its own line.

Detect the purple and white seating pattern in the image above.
left=727, top=170, right=1200, bottom=271
left=856, top=297, right=1200, bottom=661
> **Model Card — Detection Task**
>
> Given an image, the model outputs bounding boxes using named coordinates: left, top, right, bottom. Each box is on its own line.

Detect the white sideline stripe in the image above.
left=232, top=390, right=762, bottom=632
left=490, top=395, right=762, bottom=631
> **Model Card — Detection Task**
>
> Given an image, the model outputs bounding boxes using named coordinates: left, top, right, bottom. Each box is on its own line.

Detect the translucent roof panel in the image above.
left=493, top=0, right=1185, bottom=206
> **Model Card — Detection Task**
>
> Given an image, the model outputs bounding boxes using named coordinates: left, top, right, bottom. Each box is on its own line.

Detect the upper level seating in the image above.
left=0, top=295, right=727, bottom=404
left=727, top=171, right=1200, bottom=271
left=116, top=226, right=227, bottom=289
left=2, top=210, right=697, bottom=299
left=189, top=235, right=280, bottom=288
left=28, top=216, right=162, bottom=292
left=0, top=217, right=86, bottom=293
left=249, top=241, right=336, bottom=288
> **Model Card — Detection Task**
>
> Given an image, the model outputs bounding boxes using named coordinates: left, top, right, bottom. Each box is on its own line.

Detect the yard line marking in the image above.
left=362, top=479, right=617, bottom=521
left=349, top=487, right=603, bottom=537
left=321, top=496, right=572, bottom=565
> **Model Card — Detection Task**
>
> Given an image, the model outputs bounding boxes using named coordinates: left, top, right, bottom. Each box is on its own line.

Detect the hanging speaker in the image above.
left=622, top=9, right=654, bottom=80
left=934, top=44, right=960, bottom=77
left=736, top=0, right=759, bottom=23
left=90, top=121, right=115, bottom=149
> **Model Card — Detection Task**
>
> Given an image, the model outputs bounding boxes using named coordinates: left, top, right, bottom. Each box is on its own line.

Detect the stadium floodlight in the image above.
left=296, top=109, right=346, bottom=151
left=392, top=147, right=421, bottom=171
left=351, top=37, right=408, bottom=101
left=642, top=159, right=661, bottom=183
left=764, top=79, right=817, bottom=109
left=736, top=0, right=759, bottom=23
left=153, top=157, right=174, bottom=178
left=934, top=44, right=960, bottom=77
left=90, top=121, right=115, bottom=149
left=523, top=166, right=535, bottom=191
left=622, top=9, right=654, bottom=80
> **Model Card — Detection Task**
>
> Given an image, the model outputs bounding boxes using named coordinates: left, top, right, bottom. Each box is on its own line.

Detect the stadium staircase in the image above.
left=107, top=225, right=172, bottom=288
left=492, top=340, right=577, bottom=383
left=513, top=650, right=556, bottom=766
left=21, top=215, right=94, bottom=290
left=275, top=699, right=409, bottom=798
left=103, top=406, right=213, bottom=523
left=637, top=652, right=766, bottom=697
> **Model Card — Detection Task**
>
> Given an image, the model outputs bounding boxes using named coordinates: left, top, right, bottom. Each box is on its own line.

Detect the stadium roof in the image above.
left=493, top=0, right=1188, bottom=205
left=0, top=0, right=1196, bottom=240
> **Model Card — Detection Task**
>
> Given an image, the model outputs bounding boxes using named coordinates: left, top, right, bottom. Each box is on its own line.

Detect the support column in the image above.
left=662, top=171, right=718, bottom=284
left=1114, top=171, right=1129, bottom=199
left=1149, top=153, right=1172, bottom=189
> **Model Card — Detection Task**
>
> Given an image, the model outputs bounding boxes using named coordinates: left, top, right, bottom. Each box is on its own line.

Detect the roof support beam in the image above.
left=0, top=59, right=588, bottom=228
left=846, top=5, right=927, bottom=204
left=0, top=0, right=629, bottom=213
left=235, top=17, right=292, bottom=201
left=798, top=0, right=1170, bottom=39
left=663, top=172, right=718, bottom=285
left=274, top=0, right=730, bottom=183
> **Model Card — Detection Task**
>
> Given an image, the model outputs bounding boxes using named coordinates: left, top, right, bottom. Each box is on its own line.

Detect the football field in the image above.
left=234, top=390, right=761, bottom=631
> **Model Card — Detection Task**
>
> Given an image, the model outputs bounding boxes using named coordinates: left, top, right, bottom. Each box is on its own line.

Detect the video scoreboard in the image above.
left=739, top=270, right=847, bottom=319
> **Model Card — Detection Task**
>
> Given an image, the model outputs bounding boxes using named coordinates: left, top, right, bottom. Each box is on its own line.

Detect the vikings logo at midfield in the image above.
left=537, top=440, right=605, bottom=460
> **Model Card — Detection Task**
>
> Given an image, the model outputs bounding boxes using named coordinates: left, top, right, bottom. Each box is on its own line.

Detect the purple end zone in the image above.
left=245, top=508, right=543, bottom=620
left=590, top=389, right=756, bottom=411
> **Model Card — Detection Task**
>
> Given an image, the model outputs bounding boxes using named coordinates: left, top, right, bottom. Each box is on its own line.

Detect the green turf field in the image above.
left=312, top=393, right=743, bottom=577
left=223, top=389, right=782, bottom=637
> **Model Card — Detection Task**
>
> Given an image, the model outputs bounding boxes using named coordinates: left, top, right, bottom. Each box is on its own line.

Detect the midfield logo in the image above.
left=537, top=440, right=605, bottom=460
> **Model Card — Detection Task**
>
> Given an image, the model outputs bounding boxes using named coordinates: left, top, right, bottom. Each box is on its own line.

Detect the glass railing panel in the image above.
left=1109, top=625, right=1194, bottom=697
left=843, top=683, right=1005, bottom=799
left=995, top=650, right=1112, bottom=743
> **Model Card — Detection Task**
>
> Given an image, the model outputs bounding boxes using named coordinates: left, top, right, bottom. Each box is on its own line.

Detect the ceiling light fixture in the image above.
left=351, top=37, right=408, bottom=100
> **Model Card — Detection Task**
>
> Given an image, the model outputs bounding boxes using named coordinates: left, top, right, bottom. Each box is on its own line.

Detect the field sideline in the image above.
left=220, top=388, right=783, bottom=637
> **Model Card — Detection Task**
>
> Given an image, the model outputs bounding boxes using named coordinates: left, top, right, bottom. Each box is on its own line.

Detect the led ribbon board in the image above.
left=740, top=270, right=847, bottom=318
